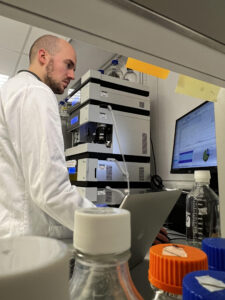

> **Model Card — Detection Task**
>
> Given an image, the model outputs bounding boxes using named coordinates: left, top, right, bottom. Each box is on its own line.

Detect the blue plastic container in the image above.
left=202, top=238, right=225, bottom=271
left=183, top=270, right=225, bottom=299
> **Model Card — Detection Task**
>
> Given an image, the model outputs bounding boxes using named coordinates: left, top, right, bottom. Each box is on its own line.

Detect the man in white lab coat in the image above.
left=0, top=35, right=94, bottom=239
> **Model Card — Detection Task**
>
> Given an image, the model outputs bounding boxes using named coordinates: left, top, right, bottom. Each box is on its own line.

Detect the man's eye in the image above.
left=66, top=62, right=72, bottom=69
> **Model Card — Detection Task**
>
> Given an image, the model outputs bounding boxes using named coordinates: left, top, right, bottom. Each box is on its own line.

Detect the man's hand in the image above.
left=152, top=227, right=170, bottom=245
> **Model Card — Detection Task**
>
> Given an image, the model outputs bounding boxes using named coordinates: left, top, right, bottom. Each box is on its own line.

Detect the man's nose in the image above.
left=68, top=69, right=75, bottom=80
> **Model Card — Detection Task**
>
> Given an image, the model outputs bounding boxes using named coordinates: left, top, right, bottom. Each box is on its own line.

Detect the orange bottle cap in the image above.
left=148, top=244, right=208, bottom=295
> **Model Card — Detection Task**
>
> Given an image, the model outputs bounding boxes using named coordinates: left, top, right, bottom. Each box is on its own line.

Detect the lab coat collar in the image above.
left=18, top=70, right=41, bottom=82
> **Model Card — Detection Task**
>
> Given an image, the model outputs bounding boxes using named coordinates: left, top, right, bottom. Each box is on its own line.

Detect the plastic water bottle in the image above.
left=148, top=244, right=208, bottom=299
left=69, top=207, right=143, bottom=299
left=186, top=170, right=220, bottom=248
left=106, top=59, right=123, bottom=79
left=123, top=68, right=137, bottom=83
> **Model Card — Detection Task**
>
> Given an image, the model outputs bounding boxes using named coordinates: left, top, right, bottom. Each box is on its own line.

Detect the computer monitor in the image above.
left=171, top=101, right=217, bottom=175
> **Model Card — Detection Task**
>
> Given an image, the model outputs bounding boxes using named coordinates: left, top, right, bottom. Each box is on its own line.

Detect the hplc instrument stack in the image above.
left=65, top=70, right=150, bottom=205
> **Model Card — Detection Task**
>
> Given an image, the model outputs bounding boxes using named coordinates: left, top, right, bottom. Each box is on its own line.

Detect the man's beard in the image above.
left=44, top=59, right=64, bottom=94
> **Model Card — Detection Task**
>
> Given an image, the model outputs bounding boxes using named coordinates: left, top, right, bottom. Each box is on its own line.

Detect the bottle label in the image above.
left=195, top=275, right=225, bottom=292
left=162, top=245, right=187, bottom=257
left=186, top=212, right=191, bottom=228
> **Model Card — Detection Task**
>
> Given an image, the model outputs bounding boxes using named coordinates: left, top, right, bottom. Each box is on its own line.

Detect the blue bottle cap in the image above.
left=95, top=203, right=108, bottom=207
left=112, top=59, right=118, bottom=65
left=202, top=238, right=225, bottom=271
left=183, top=270, right=225, bottom=300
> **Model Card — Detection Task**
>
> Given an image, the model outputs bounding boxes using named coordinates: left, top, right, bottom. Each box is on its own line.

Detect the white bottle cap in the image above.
left=74, top=207, right=131, bottom=255
left=194, top=170, right=211, bottom=183
left=0, top=236, right=70, bottom=300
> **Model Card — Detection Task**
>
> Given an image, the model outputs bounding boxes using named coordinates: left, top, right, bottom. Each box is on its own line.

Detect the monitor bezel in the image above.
left=170, top=101, right=217, bottom=174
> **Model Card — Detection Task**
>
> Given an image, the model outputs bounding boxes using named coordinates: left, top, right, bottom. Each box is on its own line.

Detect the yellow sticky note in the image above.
left=126, top=57, right=170, bottom=79
left=175, top=75, right=220, bottom=102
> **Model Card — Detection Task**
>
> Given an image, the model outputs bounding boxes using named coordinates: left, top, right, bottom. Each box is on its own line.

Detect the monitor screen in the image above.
left=171, top=101, right=217, bottom=174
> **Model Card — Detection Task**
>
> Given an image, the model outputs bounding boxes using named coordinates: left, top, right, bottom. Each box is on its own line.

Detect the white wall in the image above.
left=146, top=72, right=204, bottom=190
left=215, top=89, right=225, bottom=236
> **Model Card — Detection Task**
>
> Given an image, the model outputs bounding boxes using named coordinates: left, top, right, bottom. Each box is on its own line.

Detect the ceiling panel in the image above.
left=0, top=14, right=115, bottom=84
left=14, top=54, right=29, bottom=74
left=0, top=15, right=30, bottom=53
left=0, top=48, right=20, bottom=75
left=129, top=0, right=225, bottom=46
left=23, top=27, right=70, bottom=55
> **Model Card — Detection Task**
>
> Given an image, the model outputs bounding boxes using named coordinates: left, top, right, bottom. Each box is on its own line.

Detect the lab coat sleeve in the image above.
left=18, top=85, right=95, bottom=231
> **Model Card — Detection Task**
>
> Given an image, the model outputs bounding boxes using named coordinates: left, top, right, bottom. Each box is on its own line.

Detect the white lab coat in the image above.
left=0, top=71, right=94, bottom=239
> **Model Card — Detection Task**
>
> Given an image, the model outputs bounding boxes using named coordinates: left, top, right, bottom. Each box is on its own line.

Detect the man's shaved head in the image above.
left=28, top=34, right=76, bottom=94
left=29, top=35, right=61, bottom=63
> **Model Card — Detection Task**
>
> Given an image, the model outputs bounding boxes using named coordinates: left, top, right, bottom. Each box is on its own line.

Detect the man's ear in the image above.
left=38, top=48, right=48, bottom=65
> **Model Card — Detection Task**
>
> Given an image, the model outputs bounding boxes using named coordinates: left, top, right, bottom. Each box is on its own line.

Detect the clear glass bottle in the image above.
left=70, top=207, right=143, bottom=300
left=58, top=100, right=68, bottom=117
left=186, top=170, right=220, bottom=248
left=148, top=244, right=208, bottom=299
left=150, top=286, right=181, bottom=300
left=106, top=59, right=123, bottom=79
left=123, top=68, right=137, bottom=83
